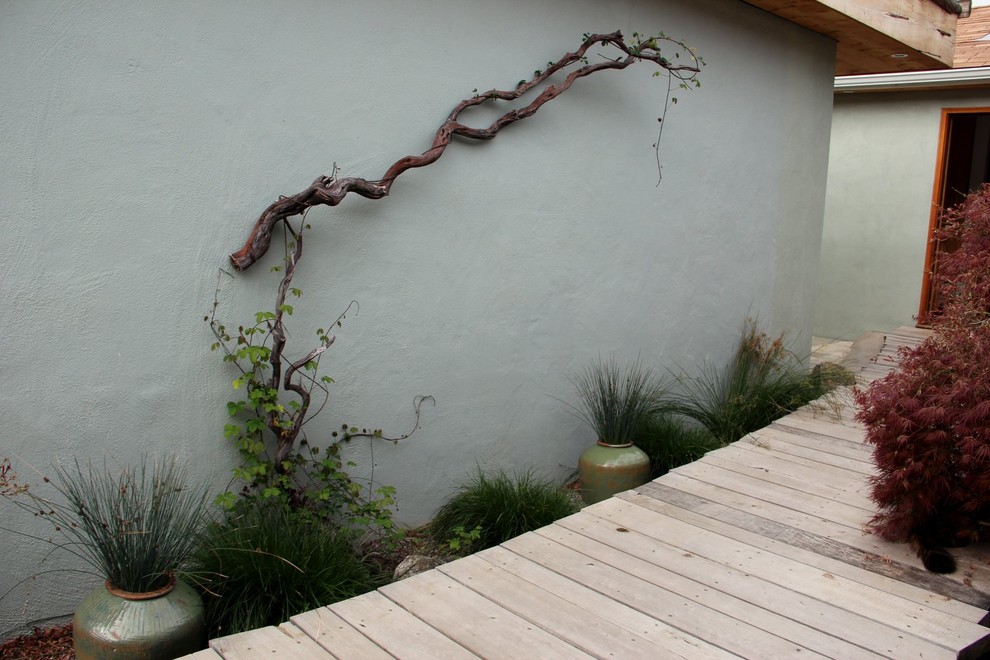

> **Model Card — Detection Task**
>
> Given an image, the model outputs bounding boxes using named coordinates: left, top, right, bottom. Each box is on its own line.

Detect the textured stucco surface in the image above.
left=816, top=89, right=990, bottom=340
left=0, top=0, right=833, bottom=634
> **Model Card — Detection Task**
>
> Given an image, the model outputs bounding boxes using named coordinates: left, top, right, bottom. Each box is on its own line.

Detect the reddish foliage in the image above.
left=0, top=623, right=73, bottom=659
left=855, top=185, right=990, bottom=543
left=932, top=185, right=990, bottom=328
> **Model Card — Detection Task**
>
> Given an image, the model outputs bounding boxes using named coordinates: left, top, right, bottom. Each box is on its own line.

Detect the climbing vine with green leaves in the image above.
left=208, top=215, right=432, bottom=534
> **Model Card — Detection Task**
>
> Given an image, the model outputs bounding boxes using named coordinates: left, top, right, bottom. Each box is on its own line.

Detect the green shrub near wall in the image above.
left=429, top=469, right=580, bottom=556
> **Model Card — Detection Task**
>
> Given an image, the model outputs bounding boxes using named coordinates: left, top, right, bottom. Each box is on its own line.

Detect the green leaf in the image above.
left=215, top=491, right=237, bottom=509
left=246, top=418, right=267, bottom=433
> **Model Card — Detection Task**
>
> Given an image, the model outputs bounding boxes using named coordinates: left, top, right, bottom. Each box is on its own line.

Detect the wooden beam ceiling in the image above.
left=741, top=0, right=959, bottom=75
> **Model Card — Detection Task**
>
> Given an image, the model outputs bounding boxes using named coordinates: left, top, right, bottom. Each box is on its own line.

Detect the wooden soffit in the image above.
left=741, top=0, right=959, bottom=75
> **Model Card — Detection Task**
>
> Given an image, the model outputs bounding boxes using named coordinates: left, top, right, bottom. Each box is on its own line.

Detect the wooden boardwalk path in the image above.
left=189, top=327, right=990, bottom=659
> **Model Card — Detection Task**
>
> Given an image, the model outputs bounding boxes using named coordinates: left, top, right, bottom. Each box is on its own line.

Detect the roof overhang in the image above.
left=834, top=66, right=990, bottom=93
left=741, top=0, right=960, bottom=75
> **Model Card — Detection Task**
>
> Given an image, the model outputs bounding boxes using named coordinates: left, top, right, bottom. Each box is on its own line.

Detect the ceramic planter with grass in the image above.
left=74, top=575, right=205, bottom=659
left=568, top=357, right=661, bottom=505
left=0, top=455, right=211, bottom=659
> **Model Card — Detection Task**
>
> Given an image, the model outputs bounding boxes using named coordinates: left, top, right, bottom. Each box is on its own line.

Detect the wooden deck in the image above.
left=190, top=327, right=990, bottom=659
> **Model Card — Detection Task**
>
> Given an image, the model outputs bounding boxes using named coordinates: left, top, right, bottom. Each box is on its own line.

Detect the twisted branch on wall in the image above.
left=218, top=30, right=701, bottom=473
left=229, top=30, right=702, bottom=271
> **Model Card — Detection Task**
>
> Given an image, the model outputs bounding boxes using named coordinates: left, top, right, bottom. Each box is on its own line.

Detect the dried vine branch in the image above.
left=229, top=30, right=702, bottom=271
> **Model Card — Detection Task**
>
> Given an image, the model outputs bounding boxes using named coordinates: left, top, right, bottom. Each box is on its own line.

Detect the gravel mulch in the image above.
left=0, top=623, right=73, bottom=659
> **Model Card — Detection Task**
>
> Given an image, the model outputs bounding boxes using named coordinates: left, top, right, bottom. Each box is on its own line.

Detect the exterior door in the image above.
left=920, top=108, right=990, bottom=323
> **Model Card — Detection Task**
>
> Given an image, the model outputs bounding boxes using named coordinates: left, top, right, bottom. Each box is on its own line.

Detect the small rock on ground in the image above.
left=393, top=554, right=445, bottom=581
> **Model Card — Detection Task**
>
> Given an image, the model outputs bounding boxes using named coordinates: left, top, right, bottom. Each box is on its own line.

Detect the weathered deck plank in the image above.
left=672, top=460, right=873, bottom=528
left=655, top=470, right=940, bottom=569
left=473, top=545, right=734, bottom=659
left=744, top=428, right=876, bottom=474
left=698, top=446, right=873, bottom=509
left=620, top=486, right=990, bottom=616
left=183, top=650, right=224, bottom=659
left=581, top=498, right=988, bottom=654
left=713, top=442, right=869, bottom=491
left=547, top=508, right=917, bottom=658
left=378, top=570, right=592, bottom=659
left=505, top=528, right=829, bottom=658
left=199, top=327, right=990, bottom=659
left=290, top=607, right=394, bottom=659
left=328, top=591, right=477, bottom=659
left=729, top=433, right=871, bottom=481
left=210, top=623, right=333, bottom=659
left=771, top=416, right=875, bottom=447
left=438, top=552, right=710, bottom=659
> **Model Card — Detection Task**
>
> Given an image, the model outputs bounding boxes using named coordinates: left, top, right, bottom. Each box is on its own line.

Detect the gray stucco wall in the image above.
left=0, top=0, right=834, bottom=634
left=816, top=88, right=990, bottom=340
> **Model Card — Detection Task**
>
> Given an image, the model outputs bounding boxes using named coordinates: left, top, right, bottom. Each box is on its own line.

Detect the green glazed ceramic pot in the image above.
left=73, top=576, right=205, bottom=659
left=578, top=441, right=651, bottom=505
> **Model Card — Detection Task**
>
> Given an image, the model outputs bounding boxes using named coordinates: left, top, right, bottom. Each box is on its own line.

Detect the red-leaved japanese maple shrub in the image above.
left=855, top=184, right=990, bottom=573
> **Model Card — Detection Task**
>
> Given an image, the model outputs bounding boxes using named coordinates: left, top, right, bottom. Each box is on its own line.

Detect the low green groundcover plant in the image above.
left=429, top=469, right=580, bottom=556
left=189, top=502, right=384, bottom=637
left=635, top=414, right=722, bottom=479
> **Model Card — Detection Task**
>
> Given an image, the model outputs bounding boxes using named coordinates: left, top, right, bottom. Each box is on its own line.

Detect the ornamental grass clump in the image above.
left=428, top=469, right=580, bottom=556
left=667, top=321, right=827, bottom=445
left=568, top=357, right=667, bottom=446
left=0, top=455, right=211, bottom=594
left=855, top=185, right=990, bottom=572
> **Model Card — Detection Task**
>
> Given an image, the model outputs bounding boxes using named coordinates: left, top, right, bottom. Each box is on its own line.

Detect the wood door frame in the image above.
left=918, top=106, right=990, bottom=324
